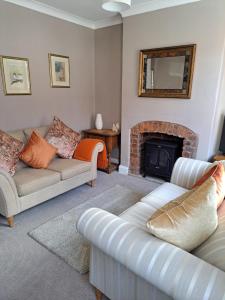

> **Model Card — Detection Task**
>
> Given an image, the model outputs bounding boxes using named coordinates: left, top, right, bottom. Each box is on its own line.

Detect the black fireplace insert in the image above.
left=143, top=137, right=183, bottom=181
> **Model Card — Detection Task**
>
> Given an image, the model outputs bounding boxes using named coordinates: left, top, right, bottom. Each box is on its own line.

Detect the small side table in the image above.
left=213, top=154, right=225, bottom=162
left=83, top=129, right=121, bottom=174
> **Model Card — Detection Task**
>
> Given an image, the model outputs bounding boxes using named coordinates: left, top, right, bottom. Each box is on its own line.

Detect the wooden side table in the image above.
left=83, top=129, right=121, bottom=174
left=213, top=154, right=225, bottom=162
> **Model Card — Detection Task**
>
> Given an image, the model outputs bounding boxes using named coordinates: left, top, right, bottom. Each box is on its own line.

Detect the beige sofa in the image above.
left=78, top=157, right=225, bottom=300
left=0, top=126, right=103, bottom=227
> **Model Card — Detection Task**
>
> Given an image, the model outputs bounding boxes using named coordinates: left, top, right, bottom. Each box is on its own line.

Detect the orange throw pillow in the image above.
left=192, top=163, right=225, bottom=207
left=20, top=131, right=57, bottom=169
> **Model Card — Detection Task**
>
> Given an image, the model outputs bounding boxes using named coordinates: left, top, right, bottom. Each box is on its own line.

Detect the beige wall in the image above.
left=121, top=0, right=225, bottom=167
left=0, top=1, right=95, bottom=132
left=95, top=24, right=122, bottom=129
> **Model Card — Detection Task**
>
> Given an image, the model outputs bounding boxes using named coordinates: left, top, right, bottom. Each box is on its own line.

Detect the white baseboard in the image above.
left=119, top=165, right=129, bottom=175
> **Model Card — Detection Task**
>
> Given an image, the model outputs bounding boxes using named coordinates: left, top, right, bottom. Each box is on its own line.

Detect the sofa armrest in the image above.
left=77, top=208, right=225, bottom=300
left=0, top=169, right=20, bottom=217
left=170, top=157, right=211, bottom=189
left=90, top=142, right=104, bottom=179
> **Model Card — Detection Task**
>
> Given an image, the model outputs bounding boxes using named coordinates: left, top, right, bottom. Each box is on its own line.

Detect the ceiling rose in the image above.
left=102, top=0, right=131, bottom=13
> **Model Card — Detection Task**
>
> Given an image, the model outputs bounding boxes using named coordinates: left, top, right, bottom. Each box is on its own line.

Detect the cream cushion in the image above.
left=13, top=168, right=60, bottom=196
left=147, top=177, right=218, bottom=251
left=24, top=126, right=49, bottom=141
left=47, top=158, right=92, bottom=180
left=141, top=182, right=188, bottom=207
left=119, top=183, right=188, bottom=232
left=120, top=202, right=156, bottom=231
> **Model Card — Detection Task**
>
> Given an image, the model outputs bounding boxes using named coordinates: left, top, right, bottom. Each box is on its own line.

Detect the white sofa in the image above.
left=77, top=157, right=225, bottom=300
left=0, top=126, right=103, bottom=227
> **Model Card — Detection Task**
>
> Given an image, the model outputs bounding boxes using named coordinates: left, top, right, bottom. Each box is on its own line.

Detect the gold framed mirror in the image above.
left=138, top=44, right=196, bottom=99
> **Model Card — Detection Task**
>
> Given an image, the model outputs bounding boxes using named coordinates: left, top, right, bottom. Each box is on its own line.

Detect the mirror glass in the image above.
left=145, top=56, right=186, bottom=90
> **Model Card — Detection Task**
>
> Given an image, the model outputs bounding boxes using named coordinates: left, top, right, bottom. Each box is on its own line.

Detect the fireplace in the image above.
left=143, top=134, right=183, bottom=181
left=130, top=121, right=198, bottom=176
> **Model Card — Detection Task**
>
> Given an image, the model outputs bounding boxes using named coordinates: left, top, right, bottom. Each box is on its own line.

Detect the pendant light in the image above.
left=102, top=0, right=131, bottom=13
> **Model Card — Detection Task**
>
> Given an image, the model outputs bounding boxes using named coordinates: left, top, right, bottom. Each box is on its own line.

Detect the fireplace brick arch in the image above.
left=130, top=121, right=198, bottom=175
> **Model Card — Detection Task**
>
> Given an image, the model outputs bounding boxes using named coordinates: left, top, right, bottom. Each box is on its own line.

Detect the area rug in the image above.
left=29, top=185, right=143, bottom=274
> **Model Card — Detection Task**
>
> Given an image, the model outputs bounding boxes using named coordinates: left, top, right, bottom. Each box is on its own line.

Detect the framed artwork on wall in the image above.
left=0, top=56, right=31, bottom=95
left=48, top=53, right=70, bottom=88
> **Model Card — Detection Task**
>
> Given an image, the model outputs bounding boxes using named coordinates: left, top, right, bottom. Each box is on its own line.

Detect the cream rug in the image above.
left=29, top=185, right=143, bottom=274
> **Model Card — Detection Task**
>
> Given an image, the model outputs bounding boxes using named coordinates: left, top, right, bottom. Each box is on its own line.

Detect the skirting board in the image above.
left=119, top=165, right=129, bottom=175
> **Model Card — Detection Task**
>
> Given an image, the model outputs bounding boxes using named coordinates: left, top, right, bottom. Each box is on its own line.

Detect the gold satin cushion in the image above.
left=20, top=131, right=57, bottom=169
left=192, top=163, right=225, bottom=208
left=146, top=177, right=218, bottom=251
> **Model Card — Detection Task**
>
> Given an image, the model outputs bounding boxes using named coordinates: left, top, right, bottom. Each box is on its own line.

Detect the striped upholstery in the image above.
left=170, top=157, right=211, bottom=189
left=90, top=246, right=171, bottom=300
left=120, top=202, right=156, bottom=231
left=120, top=183, right=187, bottom=231
left=141, top=182, right=187, bottom=207
left=77, top=157, right=225, bottom=300
left=193, top=215, right=225, bottom=272
left=77, top=208, right=225, bottom=300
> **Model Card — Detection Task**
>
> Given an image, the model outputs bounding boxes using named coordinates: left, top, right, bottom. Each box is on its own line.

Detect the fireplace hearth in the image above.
left=130, top=121, right=198, bottom=176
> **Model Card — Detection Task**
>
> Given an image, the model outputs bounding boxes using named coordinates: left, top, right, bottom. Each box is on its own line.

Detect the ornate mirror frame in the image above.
left=138, top=44, right=196, bottom=99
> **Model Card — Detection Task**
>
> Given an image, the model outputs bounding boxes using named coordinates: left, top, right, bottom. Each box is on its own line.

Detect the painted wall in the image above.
left=95, top=24, right=122, bottom=129
left=121, top=0, right=225, bottom=168
left=0, top=1, right=95, bottom=132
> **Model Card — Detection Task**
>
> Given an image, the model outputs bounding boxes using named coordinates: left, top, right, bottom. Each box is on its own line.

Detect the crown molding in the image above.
left=121, top=0, right=201, bottom=18
left=3, top=0, right=95, bottom=29
left=94, top=15, right=122, bottom=29
left=3, top=0, right=202, bottom=29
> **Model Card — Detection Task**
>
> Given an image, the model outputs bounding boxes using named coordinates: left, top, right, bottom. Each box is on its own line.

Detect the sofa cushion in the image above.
left=13, top=168, right=61, bottom=196
left=146, top=177, right=218, bottom=252
left=8, top=130, right=27, bottom=172
left=20, top=131, right=57, bottom=169
left=120, top=184, right=188, bottom=232
left=47, top=158, right=91, bottom=180
left=0, top=130, right=24, bottom=176
left=192, top=163, right=225, bottom=207
left=45, top=117, right=81, bottom=159
left=141, top=182, right=188, bottom=208
left=23, top=126, right=49, bottom=141
left=120, top=202, right=155, bottom=231
left=8, top=130, right=26, bottom=144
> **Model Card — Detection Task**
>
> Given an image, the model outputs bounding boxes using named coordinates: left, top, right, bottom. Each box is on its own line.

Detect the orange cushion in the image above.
left=20, top=131, right=57, bottom=169
left=192, top=163, right=225, bottom=207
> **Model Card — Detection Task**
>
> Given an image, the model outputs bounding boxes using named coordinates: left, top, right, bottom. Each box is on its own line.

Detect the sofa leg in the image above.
left=95, top=288, right=103, bottom=300
left=7, top=216, right=14, bottom=228
left=88, top=179, right=96, bottom=188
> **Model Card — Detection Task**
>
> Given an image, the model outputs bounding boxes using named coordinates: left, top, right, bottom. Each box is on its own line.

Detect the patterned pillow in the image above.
left=0, top=130, right=24, bottom=176
left=45, top=117, right=81, bottom=159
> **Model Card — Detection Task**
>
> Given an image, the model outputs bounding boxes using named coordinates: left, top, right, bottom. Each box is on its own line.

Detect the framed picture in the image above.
left=138, top=44, right=196, bottom=99
left=0, top=56, right=31, bottom=95
left=48, top=53, right=70, bottom=88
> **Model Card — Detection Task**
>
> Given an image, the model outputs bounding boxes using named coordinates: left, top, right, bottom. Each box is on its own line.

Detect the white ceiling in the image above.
left=36, top=0, right=152, bottom=22
left=3, top=0, right=202, bottom=29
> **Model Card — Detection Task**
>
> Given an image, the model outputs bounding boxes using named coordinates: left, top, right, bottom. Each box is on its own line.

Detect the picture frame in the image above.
left=138, top=44, right=196, bottom=99
left=0, top=56, right=31, bottom=95
left=48, top=53, right=70, bottom=88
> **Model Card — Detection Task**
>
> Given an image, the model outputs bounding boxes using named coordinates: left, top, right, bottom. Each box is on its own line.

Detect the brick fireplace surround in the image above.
left=130, top=121, right=198, bottom=175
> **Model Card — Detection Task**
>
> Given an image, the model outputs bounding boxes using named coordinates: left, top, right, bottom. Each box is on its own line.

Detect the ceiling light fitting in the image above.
left=102, top=0, right=131, bottom=13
